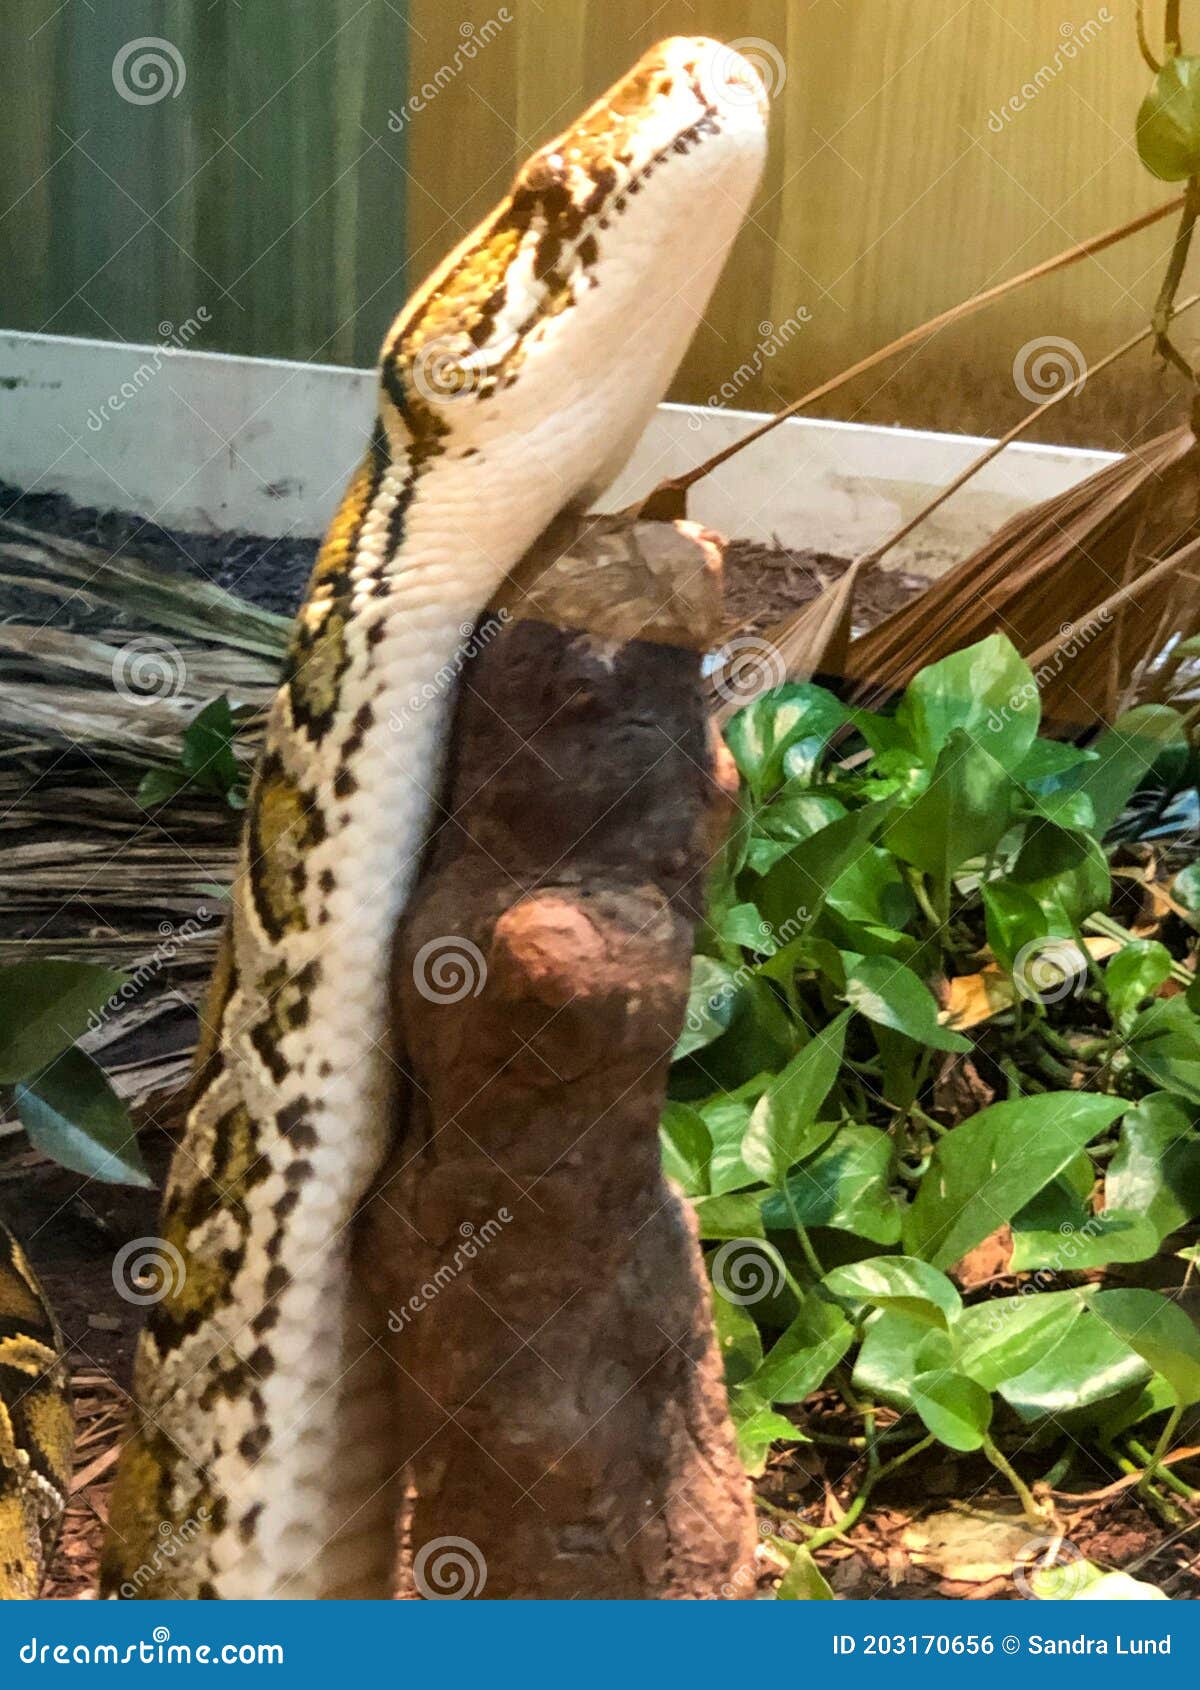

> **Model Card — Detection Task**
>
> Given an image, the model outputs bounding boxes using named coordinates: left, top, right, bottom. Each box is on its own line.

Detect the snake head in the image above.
left=380, top=36, right=770, bottom=498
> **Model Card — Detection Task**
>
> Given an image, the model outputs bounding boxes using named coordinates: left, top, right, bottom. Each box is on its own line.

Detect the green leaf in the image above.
left=718, top=902, right=776, bottom=954
left=981, top=880, right=1059, bottom=975
left=1008, top=820, right=1109, bottom=929
left=755, top=800, right=896, bottom=938
left=825, top=846, right=917, bottom=933
left=694, top=1191, right=767, bottom=1240
left=764, top=1125, right=902, bottom=1244
left=775, top=1546, right=834, bottom=1600
left=755, top=793, right=846, bottom=846
left=730, top=1394, right=805, bottom=1475
left=724, top=684, right=847, bottom=797
left=842, top=955, right=969, bottom=1054
left=710, top=1291, right=763, bottom=1388
left=884, top=731, right=1018, bottom=880
left=902, top=1093, right=1128, bottom=1269
left=1138, top=55, right=1200, bottom=180
left=748, top=1295, right=853, bottom=1404
left=910, top=1369, right=992, bottom=1452
left=674, top=956, right=742, bottom=1059
left=1010, top=1184, right=1159, bottom=1272
left=1107, top=1091, right=1200, bottom=1242
left=998, top=1305, right=1151, bottom=1423
left=1174, top=861, right=1200, bottom=915
left=1061, top=705, right=1188, bottom=835
left=659, top=1103, right=711, bottom=1196
left=854, top=1310, right=954, bottom=1409
left=955, top=1290, right=1086, bottom=1391
left=741, top=1012, right=849, bottom=1188
left=1127, top=998, right=1200, bottom=1103
left=0, top=960, right=128, bottom=1084
left=180, top=695, right=240, bottom=793
left=823, top=1256, right=962, bottom=1329
left=16, top=1046, right=151, bottom=1187
left=1104, top=940, right=1173, bottom=1027
left=1014, top=740, right=1098, bottom=787
left=894, top=634, right=1039, bottom=768
left=1092, top=1289, right=1200, bottom=1405
left=136, top=766, right=188, bottom=808
left=695, top=1083, right=766, bottom=1197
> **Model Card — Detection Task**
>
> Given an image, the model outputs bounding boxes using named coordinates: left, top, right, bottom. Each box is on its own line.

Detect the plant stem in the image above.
left=1144, top=1401, right=1186, bottom=1492
left=983, top=1434, right=1053, bottom=1526
left=1129, top=1430, right=1196, bottom=1499
left=802, top=1434, right=938, bottom=1552
left=785, top=1183, right=826, bottom=1279
left=1153, top=175, right=1200, bottom=385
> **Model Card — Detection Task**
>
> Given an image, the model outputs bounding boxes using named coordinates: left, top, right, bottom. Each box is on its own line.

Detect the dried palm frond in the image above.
left=0, top=517, right=286, bottom=1109
left=844, top=425, right=1200, bottom=729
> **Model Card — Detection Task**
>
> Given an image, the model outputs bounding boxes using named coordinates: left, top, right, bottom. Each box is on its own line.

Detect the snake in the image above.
left=0, top=36, right=767, bottom=1599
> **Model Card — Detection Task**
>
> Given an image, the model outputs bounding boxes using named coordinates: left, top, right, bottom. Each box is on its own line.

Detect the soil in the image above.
left=0, top=481, right=927, bottom=637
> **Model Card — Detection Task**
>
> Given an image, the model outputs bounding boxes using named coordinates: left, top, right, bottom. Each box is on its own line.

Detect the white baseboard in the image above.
left=0, top=330, right=1118, bottom=576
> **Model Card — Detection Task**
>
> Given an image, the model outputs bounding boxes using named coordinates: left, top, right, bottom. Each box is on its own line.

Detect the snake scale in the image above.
left=0, top=37, right=766, bottom=1598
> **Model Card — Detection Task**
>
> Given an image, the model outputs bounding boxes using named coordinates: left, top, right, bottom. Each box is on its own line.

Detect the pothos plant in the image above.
left=666, top=633, right=1200, bottom=1534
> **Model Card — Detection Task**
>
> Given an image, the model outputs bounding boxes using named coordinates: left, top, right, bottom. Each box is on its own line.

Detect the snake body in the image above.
left=3, top=38, right=766, bottom=1599
left=0, top=1228, right=72, bottom=1598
